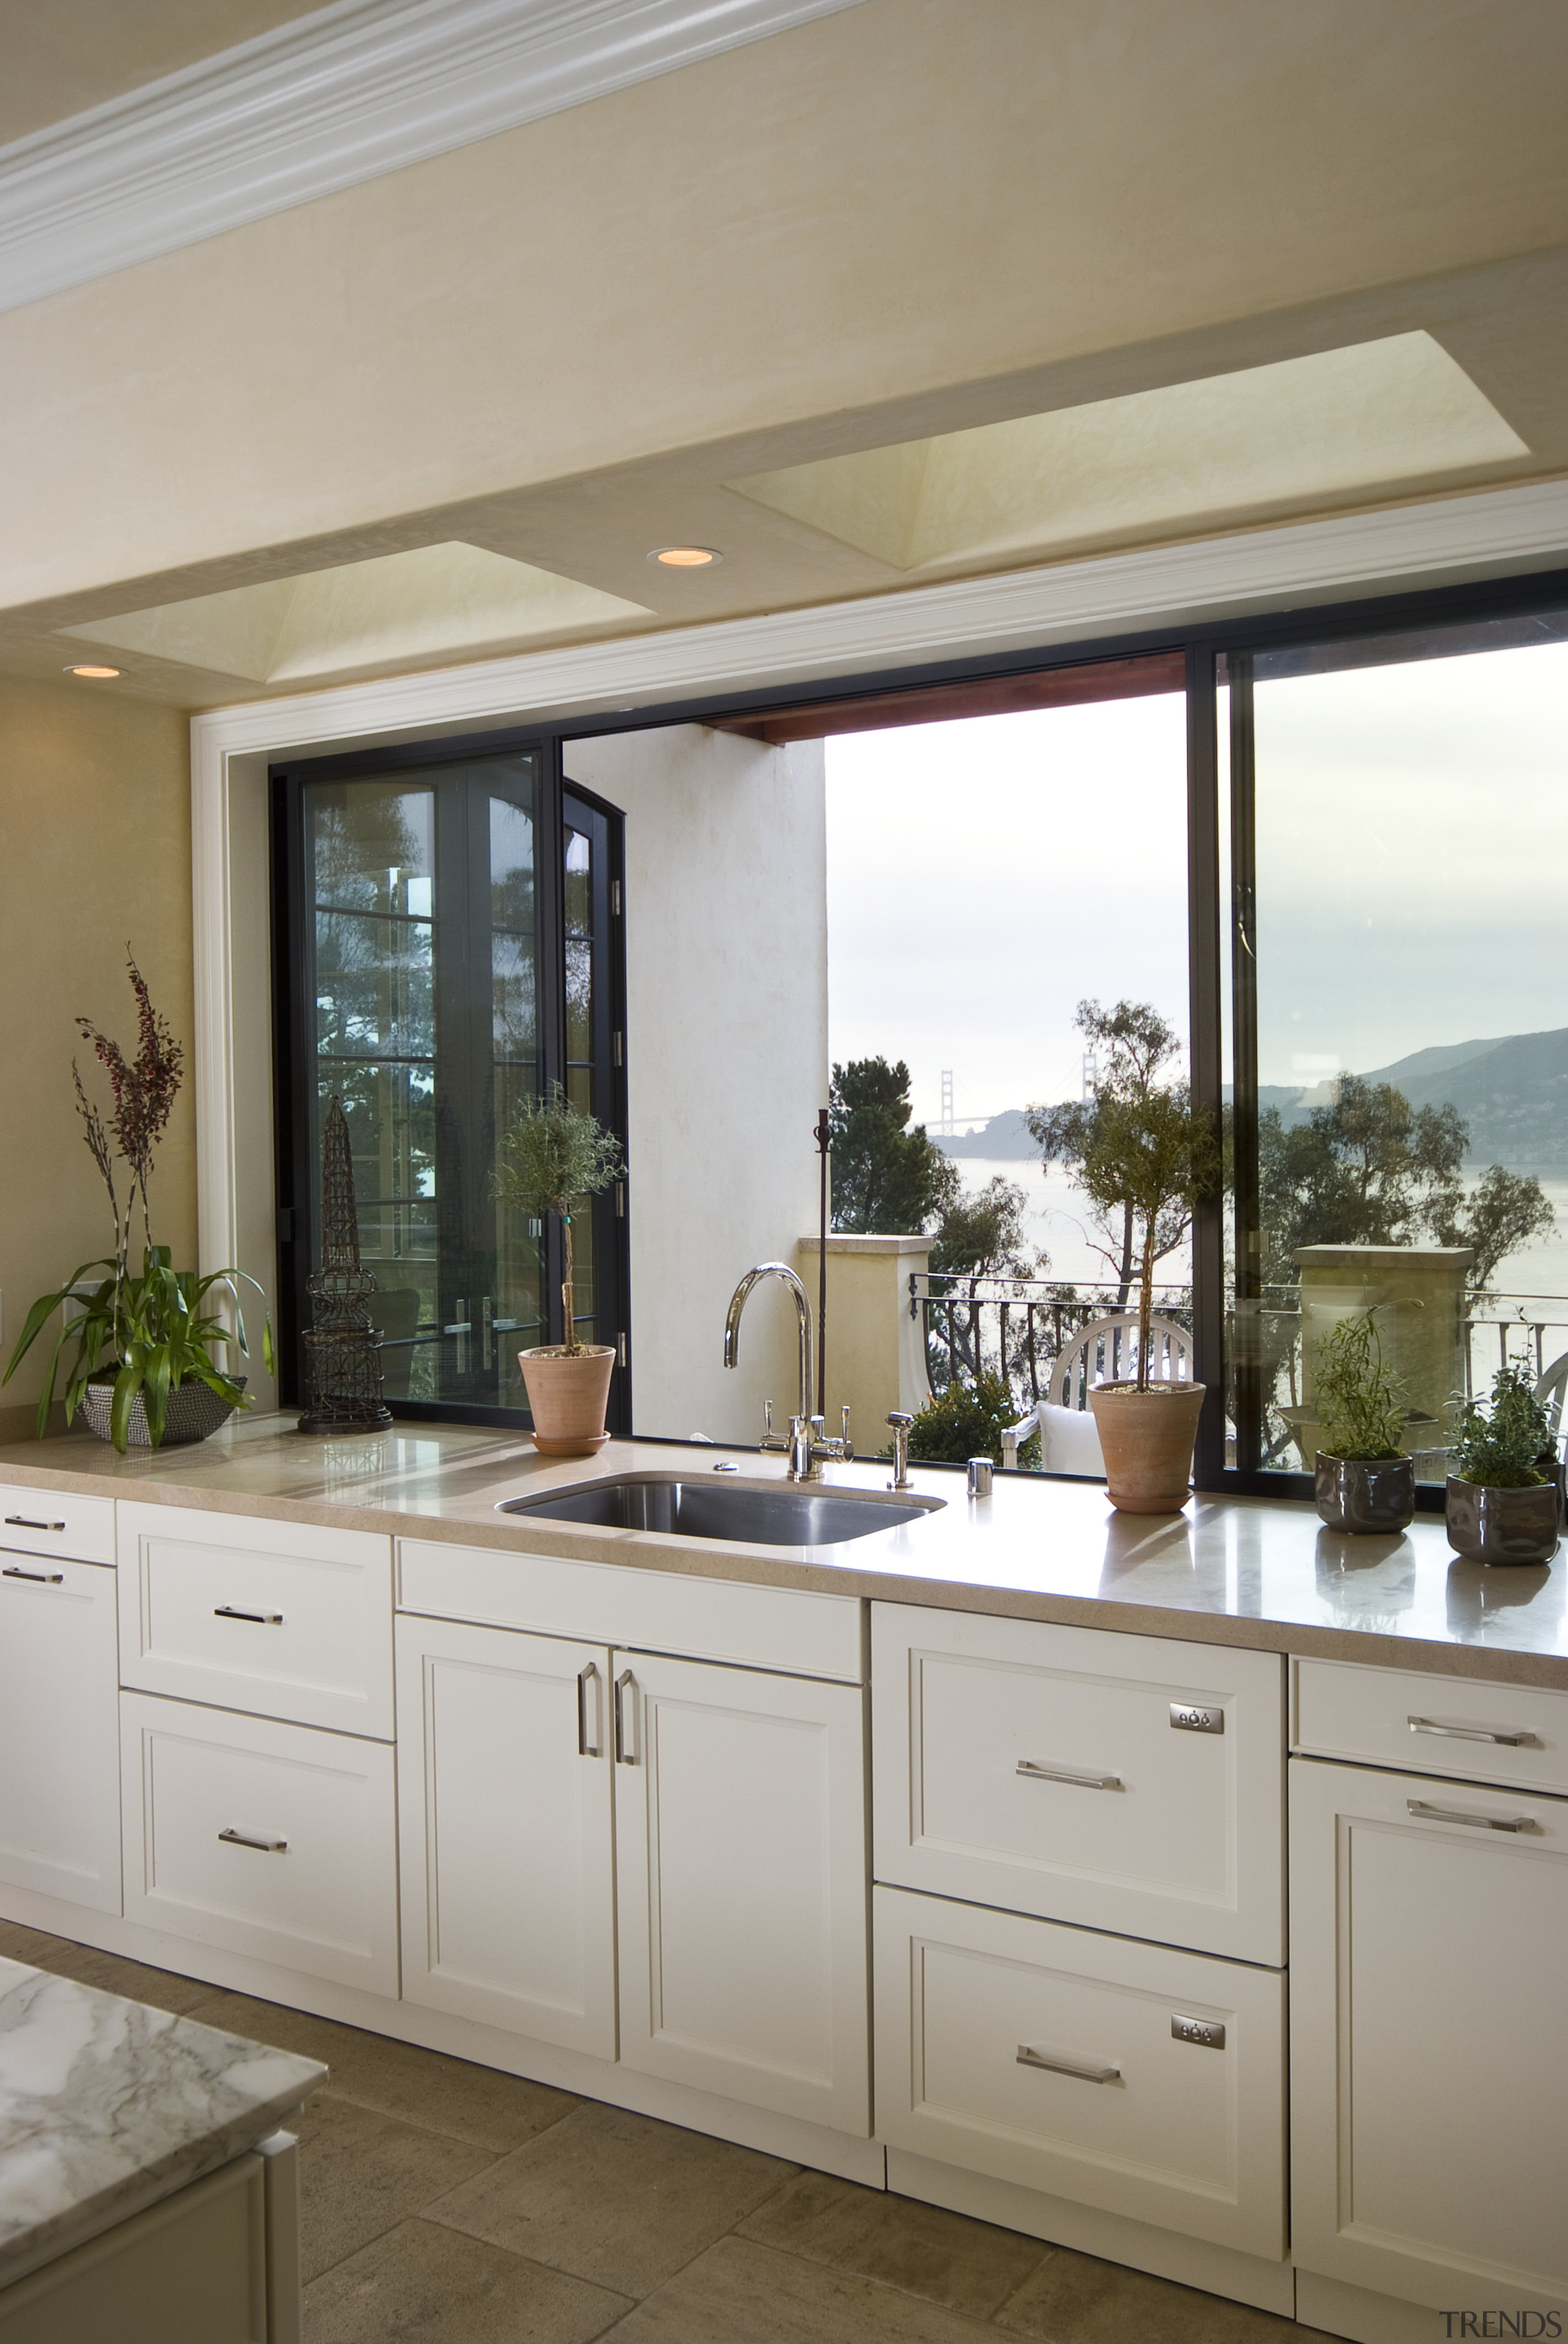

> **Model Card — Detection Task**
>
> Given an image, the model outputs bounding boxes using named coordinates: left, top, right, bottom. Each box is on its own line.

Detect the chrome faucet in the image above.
left=886, top=1411, right=914, bottom=1491
left=723, top=1261, right=852, bottom=1482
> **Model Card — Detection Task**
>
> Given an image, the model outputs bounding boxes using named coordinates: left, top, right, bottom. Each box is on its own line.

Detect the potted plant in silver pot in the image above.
left=493, top=1083, right=625, bottom=1456
left=1447, top=1363, right=1560, bottom=1566
left=1311, top=1309, right=1415, bottom=1533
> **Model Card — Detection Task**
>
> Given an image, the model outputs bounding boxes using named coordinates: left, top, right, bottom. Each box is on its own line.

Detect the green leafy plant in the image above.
left=1451, top=1363, right=1554, bottom=1490
left=1029, top=1000, right=1221, bottom=1391
left=1311, top=1309, right=1408, bottom=1461
left=3, top=955, right=273, bottom=1451
left=492, top=1083, right=625, bottom=1356
left=906, top=1370, right=1036, bottom=1467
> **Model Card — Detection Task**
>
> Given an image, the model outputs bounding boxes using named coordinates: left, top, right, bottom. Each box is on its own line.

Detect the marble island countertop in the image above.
left=0, top=1957, right=325, bottom=2290
left=2, top=1416, right=1566, bottom=1688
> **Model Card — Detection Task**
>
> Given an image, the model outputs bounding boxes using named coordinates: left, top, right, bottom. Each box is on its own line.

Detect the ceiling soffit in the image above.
left=726, top=335, right=1532, bottom=573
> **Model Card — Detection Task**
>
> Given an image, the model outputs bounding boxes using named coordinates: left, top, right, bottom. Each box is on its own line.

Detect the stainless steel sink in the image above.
left=497, top=1472, right=943, bottom=1546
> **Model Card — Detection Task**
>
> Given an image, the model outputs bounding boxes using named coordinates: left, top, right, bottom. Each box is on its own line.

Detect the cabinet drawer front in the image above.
left=0, top=1559, right=121, bottom=1915
left=121, top=1692, right=398, bottom=1993
left=398, top=1537, right=864, bottom=1682
left=872, top=1604, right=1284, bottom=1963
left=1294, top=1658, right=1568, bottom=1796
left=118, top=1503, right=393, bottom=1737
left=1289, top=1758, right=1568, bottom=2312
left=874, top=1885, right=1286, bottom=2260
left=0, top=1482, right=115, bottom=1565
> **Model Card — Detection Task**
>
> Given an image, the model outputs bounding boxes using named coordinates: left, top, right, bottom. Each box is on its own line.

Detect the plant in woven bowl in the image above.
left=4, top=955, right=273, bottom=1453
left=493, top=1083, right=625, bottom=1454
left=1446, top=1363, right=1560, bottom=1565
left=1310, top=1309, right=1415, bottom=1533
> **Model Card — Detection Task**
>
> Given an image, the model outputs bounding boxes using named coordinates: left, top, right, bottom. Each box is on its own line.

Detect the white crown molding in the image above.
left=0, top=0, right=868, bottom=315
left=192, top=474, right=1568, bottom=1284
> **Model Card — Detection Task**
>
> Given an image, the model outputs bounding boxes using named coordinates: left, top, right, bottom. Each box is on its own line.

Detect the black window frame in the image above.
left=270, top=725, right=630, bottom=1432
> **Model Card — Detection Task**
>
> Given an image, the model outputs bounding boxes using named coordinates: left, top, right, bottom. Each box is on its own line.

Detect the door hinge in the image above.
left=611, top=879, right=622, bottom=915
left=613, top=1030, right=624, bottom=1068
left=617, top=1333, right=628, bottom=1369
left=615, top=1181, right=625, bottom=1217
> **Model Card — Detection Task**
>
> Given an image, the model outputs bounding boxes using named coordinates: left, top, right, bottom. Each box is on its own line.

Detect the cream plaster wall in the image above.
left=0, top=679, right=196, bottom=1435
left=3, top=0, right=1567, bottom=616
left=564, top=724, right=827, bottom=1446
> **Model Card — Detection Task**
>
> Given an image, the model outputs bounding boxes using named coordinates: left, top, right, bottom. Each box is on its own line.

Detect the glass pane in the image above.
left=565, top=936, right=592, bottom=1065
left=1223, top=616, right=1568, bottom=1481
left=564, top=825, right=591, bottom=936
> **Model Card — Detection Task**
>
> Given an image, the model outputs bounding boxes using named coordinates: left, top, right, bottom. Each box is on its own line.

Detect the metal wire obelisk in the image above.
left=297, top=1095, right=394, bottom=1434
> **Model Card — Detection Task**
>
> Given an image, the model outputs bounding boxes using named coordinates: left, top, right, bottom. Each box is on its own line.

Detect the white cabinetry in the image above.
left=1289, top=1753, right=1568, bottom=2324
left=395, top=1615, right=616, bottom=2054
left=0, top=1551, right=121, bottom=1915
left=614, top=1652, right=869, bottom=2133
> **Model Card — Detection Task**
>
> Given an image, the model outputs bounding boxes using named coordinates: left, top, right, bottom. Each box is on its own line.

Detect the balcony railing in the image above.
left=910, top=1271, right=1193, bottom=1398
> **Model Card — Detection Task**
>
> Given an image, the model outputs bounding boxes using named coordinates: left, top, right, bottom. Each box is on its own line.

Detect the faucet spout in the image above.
left=723, top=1262, right=813, bottom=1423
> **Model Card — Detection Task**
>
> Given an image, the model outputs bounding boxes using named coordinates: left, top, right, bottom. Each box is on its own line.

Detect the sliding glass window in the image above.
left=1221, top=610, right=1568, bottom=1485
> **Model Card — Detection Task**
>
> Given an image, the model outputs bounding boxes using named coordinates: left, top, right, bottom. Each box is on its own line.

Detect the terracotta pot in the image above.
left=1314, top=1453, right=1415, bottom=1535
left=517, top=1345, right=616, bottom=1456
left=1445, top=1475, right=1560, bottom=1567
left=1087, top=1381, right=1205, bottom=1513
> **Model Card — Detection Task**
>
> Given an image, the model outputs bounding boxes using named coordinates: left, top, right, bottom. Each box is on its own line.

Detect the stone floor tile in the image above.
left=295, top=2092, right=496, bottom=2282
left=738, top=2169, right=1050, bottom=2319
left=602, top=2234, right=1003, bottom=2342
left=185, top=1987, right=579, bottom=2152
left=18, top=1937, right=216, bottom=2014
left=424, top=2100, right=797, bottom=2298
left=994, top=2246, right=1308, bottom=2342
left=304, top=2217, right=631, bottom=2343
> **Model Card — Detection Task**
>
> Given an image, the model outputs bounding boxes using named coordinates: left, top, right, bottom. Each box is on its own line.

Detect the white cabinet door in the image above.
left=872, top=1603, right=1285, bottom=1964
left=875, top=1885, right=1287, bottom=2259
left=0, top=1555, right=121, bottom=1915
left=614, top=1652, right=870, bottom=2134
left=395, top=1616, right=616, bottom=2057
left=1291, top=1758, right=1568, bottom=2319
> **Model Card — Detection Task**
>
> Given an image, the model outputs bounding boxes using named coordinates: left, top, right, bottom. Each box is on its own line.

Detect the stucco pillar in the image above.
left=797, top=1235, right=933, bottom=1455
left=1293, top=1242, right=1474, bottom=1476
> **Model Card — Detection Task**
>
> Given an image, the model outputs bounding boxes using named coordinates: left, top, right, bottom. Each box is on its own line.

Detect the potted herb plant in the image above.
left=493, top=1083, right=625, bottom=1455
left=1310, top=1309, right=1415, bottom=1533
left=4, top=956, right=272, bottom=1452
left=1446, top=1363, right=1560, bottom=1565
left=1035, top=1001, right=1221, bottom=1513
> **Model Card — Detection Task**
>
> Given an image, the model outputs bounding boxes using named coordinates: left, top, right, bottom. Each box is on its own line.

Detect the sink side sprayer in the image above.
left=722, top=1261, right=853, bottom=1483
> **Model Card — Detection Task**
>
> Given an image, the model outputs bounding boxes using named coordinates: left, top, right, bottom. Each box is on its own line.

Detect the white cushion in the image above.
left=1038, top=1401, right=1106, bottom=1478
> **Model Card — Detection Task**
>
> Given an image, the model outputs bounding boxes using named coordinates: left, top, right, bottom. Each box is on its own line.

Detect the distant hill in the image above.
left=937, top=1109, right=1036, bottom=1160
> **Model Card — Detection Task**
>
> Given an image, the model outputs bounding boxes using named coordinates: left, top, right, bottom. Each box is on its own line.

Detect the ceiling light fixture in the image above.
left=648, top=546, right=722, bottom=569
left=63, top=663, right=122, bottom=678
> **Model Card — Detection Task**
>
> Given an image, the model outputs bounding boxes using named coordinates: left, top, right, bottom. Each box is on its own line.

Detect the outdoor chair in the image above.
left=1000, top=1312, right=1194, bottom=1475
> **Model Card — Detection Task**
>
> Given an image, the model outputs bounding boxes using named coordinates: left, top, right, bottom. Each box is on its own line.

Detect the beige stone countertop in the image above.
left=2, top=1415, right=1566, bottom=1688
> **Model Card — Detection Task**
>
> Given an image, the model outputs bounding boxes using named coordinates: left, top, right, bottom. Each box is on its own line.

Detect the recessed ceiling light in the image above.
left=648, top=546, right=723, bottom=569
left=63, top=663, right=121, bottom=678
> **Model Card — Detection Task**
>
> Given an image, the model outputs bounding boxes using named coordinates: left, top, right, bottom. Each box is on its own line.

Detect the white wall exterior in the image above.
left=565, top=724, right=827, bottom=1444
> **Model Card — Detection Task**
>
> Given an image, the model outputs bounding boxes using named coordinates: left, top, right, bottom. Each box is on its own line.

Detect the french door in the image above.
left=273, top=738, right=626, bottom=1427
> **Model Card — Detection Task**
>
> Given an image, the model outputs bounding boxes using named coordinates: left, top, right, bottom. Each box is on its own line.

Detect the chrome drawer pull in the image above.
left=1408, top=1714, right=1539, bottom=1749
left=218, top=1828, right=288, bottom=1853
left=1407, top=1798, right=1537, bottom=1834
left=3, top=1564, right=64, bottom=1584
left=1017, top=2043, right=1121, bottom=2084
left=614, top=1669, right=637, bottom=1765
left=577, top=1662, right=602, bottom=1758
left=214, top=1605, right=285, bottom=1625
left=1017, top=1759, right=1123, bottom=1791
left=5, top=1515, right=65, bottom=1532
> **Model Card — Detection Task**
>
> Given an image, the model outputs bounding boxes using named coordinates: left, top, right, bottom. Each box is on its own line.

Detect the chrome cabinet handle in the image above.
left=1017, top=2043, right=1121, bottom=2084
left=3, top=1564, right=64, bottom=1584
left=614, top=1669, right=637, bottom=1765
left=218, top=1828, right=288, bottom=1853
left=4, top=1515, right=65, bottom=1532
left=1408, top=1715, right=1539, bottom=1749
left=1407, top=1798, right=1537, bottom=1834
left=1017, top=1759, right=1124, bottom=1791
left=214, top=1605, right=284, bottom=1625
left=578, top=1662, right=602, bottom=1757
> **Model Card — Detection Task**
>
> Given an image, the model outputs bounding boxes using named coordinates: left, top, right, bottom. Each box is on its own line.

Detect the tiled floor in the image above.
left=2, top=1921, right=1330, bottom=2342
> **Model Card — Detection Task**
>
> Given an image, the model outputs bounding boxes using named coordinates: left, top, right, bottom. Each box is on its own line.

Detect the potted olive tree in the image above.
left=1037, top=1001, right=1220, bottom=1513
left=1311, top=1309, right=1415, bottom=1532
left=1447, top=1363, right=1560, bottom=1565
left=493, top=1083, right=625, bottom=1456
